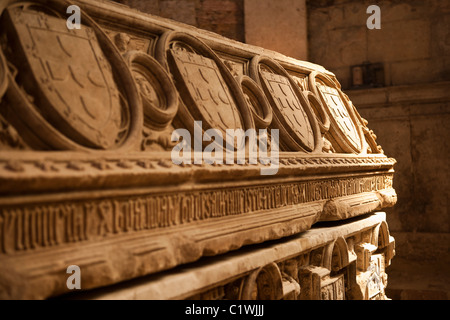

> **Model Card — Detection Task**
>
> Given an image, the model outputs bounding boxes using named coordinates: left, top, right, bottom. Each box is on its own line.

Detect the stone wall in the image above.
left=307, top=0, right=450, bottom=89
left=244, top=0, right=308, bottom=60
left=115, top=0, right=245, bottom=42
left=348, top=83, right=449, bottom=232
left=115, top=0, right=309, bottom=61
left=307, top=0, right=450, bottom=298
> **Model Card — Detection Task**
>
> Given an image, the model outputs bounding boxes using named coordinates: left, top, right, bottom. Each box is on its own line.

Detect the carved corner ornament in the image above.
left=0, top=0, right=397, bottom=300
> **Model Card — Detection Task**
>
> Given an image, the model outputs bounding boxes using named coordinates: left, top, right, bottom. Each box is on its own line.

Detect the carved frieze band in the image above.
left=0, top=156, right=397, bottom=174
left=0, top=0, right=387, bottom=157
left=0, top=173, right=394, bottom=254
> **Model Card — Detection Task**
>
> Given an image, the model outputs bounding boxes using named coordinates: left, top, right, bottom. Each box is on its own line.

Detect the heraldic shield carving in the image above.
left=250, top=56, right=320, bottom=152
left=309, top=71, right=363, bottom=153
left=171, top=49, right=243, bottom=134
left=156, top=31, right=254, bottom=151
left=0, top=1, right=143, bottom=151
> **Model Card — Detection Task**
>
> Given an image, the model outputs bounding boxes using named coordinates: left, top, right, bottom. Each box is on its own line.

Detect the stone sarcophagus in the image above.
left=0, top=0, right=397, bottom=300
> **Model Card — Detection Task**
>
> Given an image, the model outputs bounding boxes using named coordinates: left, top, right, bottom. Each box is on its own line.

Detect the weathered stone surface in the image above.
left=0, top=0, right=396, bottom=299
left=68, top=212, right=394, bottom=300
left=307, top=0, right=450, bottom=89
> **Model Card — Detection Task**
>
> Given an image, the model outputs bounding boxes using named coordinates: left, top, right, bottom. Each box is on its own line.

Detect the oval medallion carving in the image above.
left=123, top=51, right=178, bottom=130
left=237, top=75, right=272, bottom=129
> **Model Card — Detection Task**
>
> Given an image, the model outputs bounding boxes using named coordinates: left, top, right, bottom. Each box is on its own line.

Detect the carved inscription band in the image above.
left=0, top=174, right=393, bottom=254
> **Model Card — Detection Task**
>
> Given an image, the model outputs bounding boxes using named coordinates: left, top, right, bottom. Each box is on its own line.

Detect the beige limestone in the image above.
left=0, top=0, right=396, bottom=299
left=71, top=212, right=394, bottom=300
